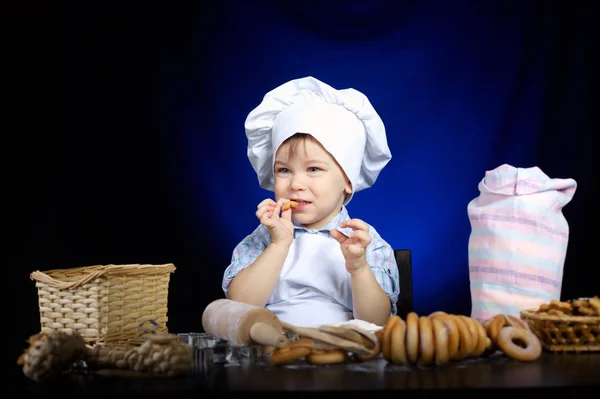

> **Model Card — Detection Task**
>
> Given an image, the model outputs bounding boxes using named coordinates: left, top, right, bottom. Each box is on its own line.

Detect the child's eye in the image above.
left=277, top=167, right=290, bottom=173
left=308, top=167, right=321, bottom=172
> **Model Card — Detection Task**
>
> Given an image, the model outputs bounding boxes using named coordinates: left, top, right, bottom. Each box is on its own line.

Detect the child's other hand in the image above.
left=256, top=198, right=294, bottom=246
left=330, top=218, right=371, bottom=274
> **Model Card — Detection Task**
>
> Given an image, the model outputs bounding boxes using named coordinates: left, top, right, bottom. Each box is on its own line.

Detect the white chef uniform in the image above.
left=240, top=76, right=393, bottom=326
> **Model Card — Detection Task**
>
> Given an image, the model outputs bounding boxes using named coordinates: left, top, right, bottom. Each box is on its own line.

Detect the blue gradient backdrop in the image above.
left=151, top=0, right=589, bottom=316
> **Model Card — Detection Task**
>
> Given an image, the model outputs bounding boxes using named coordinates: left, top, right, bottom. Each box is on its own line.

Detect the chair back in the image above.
left=394, top=249, right=413, bottom=319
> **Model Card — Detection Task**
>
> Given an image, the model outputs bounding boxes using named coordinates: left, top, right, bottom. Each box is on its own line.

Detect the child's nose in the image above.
left=290, top=173, right=306, bottom=190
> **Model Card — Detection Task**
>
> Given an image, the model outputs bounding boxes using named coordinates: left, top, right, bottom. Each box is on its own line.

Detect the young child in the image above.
left=222, top=76, right=399, bottom=328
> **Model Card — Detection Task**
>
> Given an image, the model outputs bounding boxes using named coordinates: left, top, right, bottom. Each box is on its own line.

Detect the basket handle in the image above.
left=30, top=264, right=176, bottom=290
left=30, top=270, right=106, bottom=290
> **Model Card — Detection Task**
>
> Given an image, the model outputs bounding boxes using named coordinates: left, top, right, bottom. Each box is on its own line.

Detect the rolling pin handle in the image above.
left=249, top=322, right=287, bottom=348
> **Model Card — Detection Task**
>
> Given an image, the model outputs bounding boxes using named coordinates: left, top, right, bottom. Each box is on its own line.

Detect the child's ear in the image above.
left=344, top=180, right=352, bottom=195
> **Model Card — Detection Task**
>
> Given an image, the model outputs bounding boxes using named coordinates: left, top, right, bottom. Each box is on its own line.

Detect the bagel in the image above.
left=417, top=316, right=435, bottom=366
left=429, top=313, right=460, bottom=361
left=461, top=316, right=487, bottom=357
left=306, top=349, right=347, bottom=365
left=318, top=325, right=379, bottom=361
left=431, top=318, right=449, bottom=366
left=495, top=326, right=542, bottom=362
left=504, top=314, right=527, bottom=330
left=405, top=312, right=420, bottom=364
left=457, top=315, right=481, bottom=357
left=390, top=318, right=408, bottom=365
left=382, top=315, right=401, bottom=361
left=270, top=338, right=313, bottom=365
left=450, top=315, right=474, bottom=360
left=487, top=314, right=507, bottom=345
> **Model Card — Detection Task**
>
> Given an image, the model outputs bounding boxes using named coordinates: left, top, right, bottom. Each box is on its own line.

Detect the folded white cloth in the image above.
left=326, top=319, right=383, bottom=332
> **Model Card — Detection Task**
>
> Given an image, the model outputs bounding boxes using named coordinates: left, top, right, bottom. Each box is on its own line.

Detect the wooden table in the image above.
left=14, top=352, right=600, bottom=397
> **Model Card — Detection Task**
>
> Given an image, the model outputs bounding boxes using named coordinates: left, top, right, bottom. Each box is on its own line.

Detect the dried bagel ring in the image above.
left=429, top=313, right=460, bottom=361
left=429, top=311, right=448, bottom=318
left=457, top=315, right=481, bottom=357
left=382, top=315, right=401, bottom=361
left=270, top=338, right=313, bottom=365
left=487, top=314, right=507, bottom=345
left=318, top=325, right=379, bottom=361
left=450, top=315, right=473, bottom=361
left=417, top=316, right=435, bottom=366
left=390, top=318, right=408, bottom=365
left=482, top=317, right=494, bottom=331
left=306, top=349, right=347, bottom=365
left=473, top=317, right=489, bottom=357
left=405, top=312, right=420, bottom=364
left=431, top=318, right=449, bottom=365
left=461, top=316, right=487, bottom=357
left=495, top=326, right=542, bottom=362
left=504, top=315, right=527, bottom=330
left=359, top=329, right=384, bottom=361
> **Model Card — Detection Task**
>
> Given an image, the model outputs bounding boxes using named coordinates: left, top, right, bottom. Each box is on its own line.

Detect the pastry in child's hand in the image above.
left=281, top=201, right=299, bottom=211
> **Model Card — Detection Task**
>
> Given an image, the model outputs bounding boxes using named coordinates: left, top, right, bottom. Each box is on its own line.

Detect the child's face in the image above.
left=273, top=136, right=352, bottom=230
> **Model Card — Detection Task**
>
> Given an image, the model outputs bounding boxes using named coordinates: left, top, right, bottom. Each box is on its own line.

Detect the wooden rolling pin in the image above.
left=201, top=299, right=287, bottom=348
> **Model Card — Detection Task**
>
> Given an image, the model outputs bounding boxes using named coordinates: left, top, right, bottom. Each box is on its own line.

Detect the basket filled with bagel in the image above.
left=520, top=296, right=600, bottom=352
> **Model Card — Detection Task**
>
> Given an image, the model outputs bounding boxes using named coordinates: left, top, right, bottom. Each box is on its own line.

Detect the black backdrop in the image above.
left=7, top=0, right=599, bottom=382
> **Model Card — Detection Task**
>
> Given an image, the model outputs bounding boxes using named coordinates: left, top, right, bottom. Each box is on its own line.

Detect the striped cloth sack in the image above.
left=467, top=164, right=577, bottom=322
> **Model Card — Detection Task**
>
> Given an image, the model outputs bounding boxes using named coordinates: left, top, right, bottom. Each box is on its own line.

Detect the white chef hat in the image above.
left=245, top=76, right=392, bottom=205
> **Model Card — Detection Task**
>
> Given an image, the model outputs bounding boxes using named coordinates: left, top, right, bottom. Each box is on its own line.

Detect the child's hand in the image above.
left=330, top=218, right=371, bottom=274
left=256, top=198, right=295, bottom=246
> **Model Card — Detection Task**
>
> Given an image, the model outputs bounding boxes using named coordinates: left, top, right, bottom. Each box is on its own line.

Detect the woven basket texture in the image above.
left=30, top=263, right=176, bottom=345
left=521, top=309, right=600, bottom=352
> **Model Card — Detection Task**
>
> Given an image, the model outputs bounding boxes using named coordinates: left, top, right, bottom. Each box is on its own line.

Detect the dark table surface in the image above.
left=11, top=351, right=600, bottom=397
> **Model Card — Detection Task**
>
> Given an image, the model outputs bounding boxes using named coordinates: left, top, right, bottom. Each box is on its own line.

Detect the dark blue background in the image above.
left=9, top=0, right=598, bottom=358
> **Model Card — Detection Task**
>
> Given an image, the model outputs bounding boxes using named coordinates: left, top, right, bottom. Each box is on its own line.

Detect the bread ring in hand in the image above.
left=496, top=326, right=542, bottom=362
left=281, top=201, right=299, bottom=211
left=270, top=338, right=313, bottom=365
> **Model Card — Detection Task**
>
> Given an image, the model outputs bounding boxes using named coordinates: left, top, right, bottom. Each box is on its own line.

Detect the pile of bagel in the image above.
left=381, top=312, right=542, bottom=366
left=270, top=312, right=542, bottom=366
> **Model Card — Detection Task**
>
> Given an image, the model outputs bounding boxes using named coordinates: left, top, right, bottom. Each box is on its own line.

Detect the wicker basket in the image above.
left=30, top=263, right=176, bottom=345
left=520, top=309, right=600, bottom=352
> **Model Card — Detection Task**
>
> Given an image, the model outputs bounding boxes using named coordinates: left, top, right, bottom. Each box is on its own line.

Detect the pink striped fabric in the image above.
left=467, top=164, right=577, bottom=322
